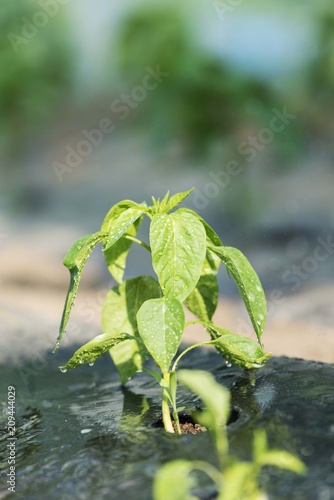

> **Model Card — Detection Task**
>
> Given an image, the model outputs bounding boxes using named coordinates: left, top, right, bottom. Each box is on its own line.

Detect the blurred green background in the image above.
left=1, top=0, right=334, bottom=298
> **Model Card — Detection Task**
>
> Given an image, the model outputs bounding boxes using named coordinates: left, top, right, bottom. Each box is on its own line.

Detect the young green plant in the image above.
left=154, top=370, right=306, bottom=500
left=55, top=189, right=270, bottom=433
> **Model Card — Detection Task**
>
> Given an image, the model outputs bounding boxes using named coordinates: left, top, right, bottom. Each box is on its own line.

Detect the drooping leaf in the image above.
left=102, top=276, right=161, bottom=384
left=150, top=211, right=206, bottom=303
left=137, top=297, right=185, bottom=372
left=59, top=332, right=131, bottom=371
left=207, top=324, right=271, bottom=369
left=177, top=369, right=230, bottom=431
left=153, top=460, right=198, bottom=500
left=209, top=246, right=266, bottom=345
left=101, top=200, right=147, bottom=251
left=103, top=217, right=142, bottom=283
left=165, top=188, right=194, bottom=213
left=55, top=232, right=106, bottom=351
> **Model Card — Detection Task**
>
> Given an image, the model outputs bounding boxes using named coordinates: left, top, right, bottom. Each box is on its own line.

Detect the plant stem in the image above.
left=124, top=235, right=151, bottom=253
left=162, top=372, right=174, bottom=433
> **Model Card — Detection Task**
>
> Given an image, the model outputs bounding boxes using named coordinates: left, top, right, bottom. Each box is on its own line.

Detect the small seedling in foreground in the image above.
left=55, top=188, right=270, bottom=433
left=154, top=370, right=306, bottom=500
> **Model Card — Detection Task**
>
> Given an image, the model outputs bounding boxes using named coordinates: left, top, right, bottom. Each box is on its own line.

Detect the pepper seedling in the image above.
left=55, top=188, right=270, bottom=433
left=154, top=370, right=306, bottom=499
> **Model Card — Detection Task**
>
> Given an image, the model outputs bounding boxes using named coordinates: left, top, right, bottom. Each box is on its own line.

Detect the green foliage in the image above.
left=154, top=460, right=198, bottom=500
left=102, top=276, right=161, bottom=384
left=114, top=2, right=274, bottom=152
left=207, top=325, right=271, bottom=369
left=208, top=246, right=266, bottom=345
left=137, top=297, right=185, bottom=373
left=59, top=332, right=132, bottom=371
left=103, top=217, right=142, bottom=284
left=55, top=232, right=106, bottom=350
left=150, top=211, right=206, bottom=302
left=0, top=2, right=72, bottom=158
left=57, top=188, right=270, bottom=433
left=154, top=370, right=306, bottom=500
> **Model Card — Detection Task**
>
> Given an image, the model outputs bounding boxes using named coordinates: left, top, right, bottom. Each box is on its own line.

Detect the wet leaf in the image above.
left=101, top=200, right=147, bottom=251
left=137, top=297, right=185, bottom=372
left=209, top=246, right=266, bottom=345
left=55, top=232, right=106, bottom=351
left=102, top=276, right=161, bottom=384
left=103, top=217, right=142, bottom=283
left=207, top=324, right=271, bottom=369
left=177, top=208, right=223, bottom=247
left=59, top=332, right=131, bottom=370
left=150, top=211, right=206, bottom=303
left=153, top=460, right=198, bottom=500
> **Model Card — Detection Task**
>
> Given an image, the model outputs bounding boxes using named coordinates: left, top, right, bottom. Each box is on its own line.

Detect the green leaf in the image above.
left=55, top=232, right=106, bottom=351
left=101, top=200, right=147, bottom=251
left=185, top=247, right=221, bottom=322
left=102, top=276, right=161, bottom=384
left=202, top=249, right=221, bottom=276
left=59, top=332, right=131, bottom=371
left=137, top=297, right=185, bottom=372
left=177, top=208, right=223, bottom=247
left=207, top=324, right=271, bottom=369
left=158, top=191, right=170, bottom=212
left=217, top=462, right=258, bottom=500
left=150, top=211, right=206, bottom=303
left=185, top=274, right=218, bottom=322
left=253, top=431, right=306, bottom=474
left=257, top=450, right=306, bottom=474
left=209, top=246, right=266, bottom=345
left=177, top=370, right=230, bottom=431
left=153, top=460, right=198, bottom=500
left=103, top=217, right=142, bottom=283
left=165, top=188, right=194, bottom=213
